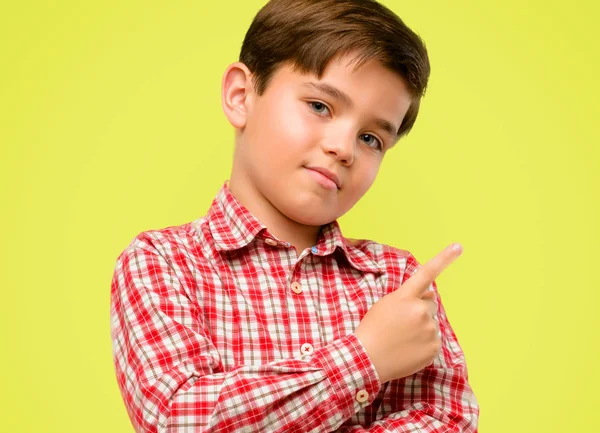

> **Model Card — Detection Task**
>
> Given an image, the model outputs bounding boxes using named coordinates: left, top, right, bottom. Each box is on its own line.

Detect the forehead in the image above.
left=273, top=54, right=411, bottom=102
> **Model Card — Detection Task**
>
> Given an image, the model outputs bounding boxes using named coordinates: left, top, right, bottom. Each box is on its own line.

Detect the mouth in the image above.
left=304, top=166, right=341, bottom=190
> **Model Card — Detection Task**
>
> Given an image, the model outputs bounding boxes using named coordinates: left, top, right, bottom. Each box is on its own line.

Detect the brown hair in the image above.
left=239, top=0, right=431, bottom=139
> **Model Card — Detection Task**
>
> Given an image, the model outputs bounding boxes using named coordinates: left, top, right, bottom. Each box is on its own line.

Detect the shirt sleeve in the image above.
left=334, top=252, right=480, bottom=432
left=110, top=239, right=382, bottom=433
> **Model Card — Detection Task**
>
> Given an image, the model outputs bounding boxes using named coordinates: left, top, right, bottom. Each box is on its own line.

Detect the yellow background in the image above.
left=1, top=1, right=598, bottom=432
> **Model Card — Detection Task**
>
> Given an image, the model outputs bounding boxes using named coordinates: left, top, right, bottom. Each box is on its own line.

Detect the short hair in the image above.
left=239, top=0, right=431, bottom=140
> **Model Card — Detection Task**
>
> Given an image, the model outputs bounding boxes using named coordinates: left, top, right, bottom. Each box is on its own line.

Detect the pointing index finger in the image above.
left=402, top=243, right=463, bottom=298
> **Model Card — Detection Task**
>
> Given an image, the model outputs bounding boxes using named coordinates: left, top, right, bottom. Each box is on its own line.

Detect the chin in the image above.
left=291, top=213, right=336, bottom=227
left=277, top=197, right=338, bottom=226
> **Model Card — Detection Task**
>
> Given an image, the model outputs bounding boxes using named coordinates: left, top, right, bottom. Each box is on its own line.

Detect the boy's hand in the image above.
left=354, top=243, right=463, bottom=384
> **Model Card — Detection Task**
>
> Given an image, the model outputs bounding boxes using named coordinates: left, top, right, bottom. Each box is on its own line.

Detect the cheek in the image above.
left=348, top=160, right=380, bottom=197
left=264, top=100, right=317, bottom=152
left=365, top=163, right=380, bottom=184
left=278, top=101, right=316, bottom=143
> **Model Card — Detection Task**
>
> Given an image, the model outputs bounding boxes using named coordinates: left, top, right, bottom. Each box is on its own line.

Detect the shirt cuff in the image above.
left=313, top=333, right=382, bottom=419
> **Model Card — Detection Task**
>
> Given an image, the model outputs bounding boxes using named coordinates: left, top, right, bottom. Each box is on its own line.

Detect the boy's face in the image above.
left=226, top=52, right=412, bottom=227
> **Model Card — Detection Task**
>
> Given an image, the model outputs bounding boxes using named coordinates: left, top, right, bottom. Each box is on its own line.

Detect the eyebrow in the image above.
left=301, top=81, right=400, bottom=139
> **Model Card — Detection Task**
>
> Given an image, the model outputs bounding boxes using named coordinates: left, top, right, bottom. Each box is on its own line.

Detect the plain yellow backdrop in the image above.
left=1, top=1, right=598, bottom=432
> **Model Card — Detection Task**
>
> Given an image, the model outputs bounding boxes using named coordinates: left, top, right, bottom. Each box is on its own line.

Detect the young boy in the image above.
left=110, top=0, right=479, bottom=431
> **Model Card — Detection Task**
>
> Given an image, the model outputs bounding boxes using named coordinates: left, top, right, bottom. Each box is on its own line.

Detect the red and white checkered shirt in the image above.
left=110, top=180, right=479, bottom=432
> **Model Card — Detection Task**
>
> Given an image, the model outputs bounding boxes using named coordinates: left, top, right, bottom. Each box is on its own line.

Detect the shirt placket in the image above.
left=286, top=249, right=322, bottom=361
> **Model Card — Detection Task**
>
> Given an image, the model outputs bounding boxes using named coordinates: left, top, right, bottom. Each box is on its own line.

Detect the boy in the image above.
left=110, top=0, right=479, bottom=431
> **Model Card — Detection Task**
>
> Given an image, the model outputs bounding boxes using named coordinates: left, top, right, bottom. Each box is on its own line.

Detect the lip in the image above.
left=304, top=166, right=341, bottom=189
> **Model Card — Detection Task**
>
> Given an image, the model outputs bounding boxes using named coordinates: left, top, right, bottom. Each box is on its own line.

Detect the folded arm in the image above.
left=335, top=253, right=479, bottom=432
left=110, top=239, right=382, bottom=433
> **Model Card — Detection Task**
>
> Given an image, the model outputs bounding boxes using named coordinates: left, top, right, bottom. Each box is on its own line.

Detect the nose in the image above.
left=321, top=130, right=355, bottom=166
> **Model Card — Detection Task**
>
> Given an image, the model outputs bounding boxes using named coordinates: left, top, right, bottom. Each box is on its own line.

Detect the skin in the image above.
left=221, top=52, right=412, bottom=255
left=221, top=52, right=464, bottom=383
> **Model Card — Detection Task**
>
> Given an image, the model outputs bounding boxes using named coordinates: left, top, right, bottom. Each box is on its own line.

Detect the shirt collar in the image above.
left=207, top=180, right=267, bottom=252
left=315, top=220, right=382, bottom=274
left=206, top=180, right=382, bottom=274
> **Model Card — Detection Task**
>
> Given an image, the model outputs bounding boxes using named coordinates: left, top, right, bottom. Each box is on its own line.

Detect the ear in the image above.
left=221, top=62, right=254, bottom=129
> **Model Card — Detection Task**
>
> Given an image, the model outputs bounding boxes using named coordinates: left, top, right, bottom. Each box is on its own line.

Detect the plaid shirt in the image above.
left=110, top=180, right=479, bottom=432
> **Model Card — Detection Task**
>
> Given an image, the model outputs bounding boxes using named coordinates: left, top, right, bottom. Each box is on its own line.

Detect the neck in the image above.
left=227, top=173, right=321, bottom=255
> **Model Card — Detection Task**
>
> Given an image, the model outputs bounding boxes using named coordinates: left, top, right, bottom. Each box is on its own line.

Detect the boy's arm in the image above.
left=335, top=253, right=479, bottom=432
left=110, top=240, right=382, bottom=433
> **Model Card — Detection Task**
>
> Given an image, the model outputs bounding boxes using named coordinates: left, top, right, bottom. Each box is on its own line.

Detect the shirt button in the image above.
left=311, top=246, right=318, bottom=254
left=300, top=343, right=314, bottom=356
left=355, top=390, right=369, bottom=403
left=291, top=281, right=303, bottom=294
left=265, top=238, right=278, bottom=246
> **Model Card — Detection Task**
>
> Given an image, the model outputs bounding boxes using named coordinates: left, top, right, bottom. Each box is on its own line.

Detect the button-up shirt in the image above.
left=110, top=180, right=479, bottom=432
